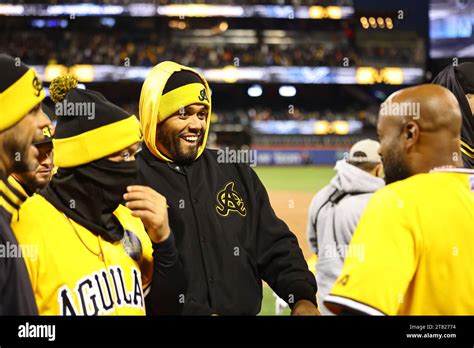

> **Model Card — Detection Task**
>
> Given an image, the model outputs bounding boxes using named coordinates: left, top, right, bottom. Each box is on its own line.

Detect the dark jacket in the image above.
left=137, top=146, right=317, bottom=315
left=0, top=173, right=38, bottom=315
left=432, top=65, right=474, bottom=168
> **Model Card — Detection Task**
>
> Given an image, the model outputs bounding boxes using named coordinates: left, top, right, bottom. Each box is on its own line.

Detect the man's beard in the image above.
left=383, top=145, right=412, bottom=185
left=158, top=126, right=200, bottom=166
left=15, top=170, right=49, bottom=194
left=3, top=131, right=37, bottom=174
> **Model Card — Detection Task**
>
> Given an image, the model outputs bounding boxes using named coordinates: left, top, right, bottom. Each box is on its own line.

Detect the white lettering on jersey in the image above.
left=58, top=266, right=144, bottom=315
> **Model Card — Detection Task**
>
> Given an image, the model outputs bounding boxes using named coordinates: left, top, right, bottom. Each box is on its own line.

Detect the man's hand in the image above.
left=291, top=300, right=320, bottom=316
left=124, top=185, right=170, bottom=244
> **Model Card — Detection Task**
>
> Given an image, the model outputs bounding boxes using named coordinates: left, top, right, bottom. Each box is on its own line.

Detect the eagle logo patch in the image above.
left=32, top=75, right=43, bottom=97
left=198, top=88, right=209, bottom=103
left=216, top=182, right=246, bottom=217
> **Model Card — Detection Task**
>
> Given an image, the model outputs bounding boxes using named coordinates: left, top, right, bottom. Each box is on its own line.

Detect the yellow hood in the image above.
left=139, top=61, right=212, bottom=162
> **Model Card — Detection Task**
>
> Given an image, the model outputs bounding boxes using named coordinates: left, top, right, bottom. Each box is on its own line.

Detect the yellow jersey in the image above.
left=12, top=194, right=153, bottom=315
left=325, top=168, right=474, bottom=315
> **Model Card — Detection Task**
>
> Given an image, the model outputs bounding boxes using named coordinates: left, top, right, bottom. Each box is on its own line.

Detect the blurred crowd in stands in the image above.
left=212, top=108, right=377, bottom=127
left=119, top=101, right=377, bottom=127
left=7, top=0, right=352, bottom=6
left=0, top=31, right=419, bottom=68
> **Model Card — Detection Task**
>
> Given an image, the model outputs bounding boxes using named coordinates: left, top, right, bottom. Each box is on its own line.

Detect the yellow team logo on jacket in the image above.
left=216, top=182, right=246, bottom=217
left=42, top=126, right=52, bottom=138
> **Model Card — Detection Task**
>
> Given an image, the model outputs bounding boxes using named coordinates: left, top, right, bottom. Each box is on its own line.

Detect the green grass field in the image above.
left=254, top=166, right=335, bottom=192
left=253, top=166, right=335, bottom=315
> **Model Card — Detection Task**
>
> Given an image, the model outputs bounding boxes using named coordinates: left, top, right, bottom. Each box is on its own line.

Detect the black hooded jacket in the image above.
left=137, top=146, right=317, bottom=315
left=432, top=65, right=474, bottom=168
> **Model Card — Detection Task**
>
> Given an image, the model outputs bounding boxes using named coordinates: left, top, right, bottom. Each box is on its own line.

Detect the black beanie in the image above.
left=455, top=62, right=474, bottom=95
left=0, top=54, right=45, bottom=131
left=49, top=76, right=142, bottom=168
left=158, top=70, right=210, bottom=121
left=162, top=70, right=204, bottom=94
left=0, top=54, right=29, bottom=93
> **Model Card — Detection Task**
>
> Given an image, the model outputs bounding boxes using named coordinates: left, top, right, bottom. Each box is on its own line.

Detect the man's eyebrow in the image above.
left=185, top=105, right=207, bottom=113
left=196, top=105, right=208, bottom=112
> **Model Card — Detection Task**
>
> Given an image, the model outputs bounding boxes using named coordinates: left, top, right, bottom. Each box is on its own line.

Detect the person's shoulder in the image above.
left=7, top=175, right=28, bottom=197
left=18, top=194, right=56, bottom=218
left=136, top=145, right=165, bottom=167
left=202, top=148, right=219, bottom=160
left=338, top=191, right=374, bottom=210
left=381, top=172, right=447, bottom=197
left=309, top=184, right=332, bottom=207
left=364, top=174, right=437, bottom=213
left=202, top=148, right=254, bottom=171
left=12, top=194, right=57, bottom=240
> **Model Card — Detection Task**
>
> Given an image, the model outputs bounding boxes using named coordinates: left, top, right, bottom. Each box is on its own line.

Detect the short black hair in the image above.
left=347, top=161, right=380, bottom=173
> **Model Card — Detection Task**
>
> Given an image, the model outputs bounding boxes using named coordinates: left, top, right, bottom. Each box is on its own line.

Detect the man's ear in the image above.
left=375, top=163, right=384, bottom=179
left=402, top=121, right=420, bottom=151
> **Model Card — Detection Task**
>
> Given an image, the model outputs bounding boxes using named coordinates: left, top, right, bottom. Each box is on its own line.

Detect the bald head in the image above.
left=381, top=84, right=461, bottom=135
left=377, top=84, right=462, bottom=184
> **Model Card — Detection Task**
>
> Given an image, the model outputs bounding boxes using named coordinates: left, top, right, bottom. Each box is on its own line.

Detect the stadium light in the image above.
left=69, top=65, right=95, bottom=82
left=356, top=67, right=378, bottom=84
left=326, top=6, right=342, bottom=19
left=333, top=120, right=350, bottom=135
left=31, top=19, right=46, bottom=28
left=360, top=16, right=369, bottom=29
left=369, top=17, right=377, bottom=28
left=157, top=5, right=245, bottom=18
left=248, top=85, right=263, bottom=97
left=0, top=4, right=24, bottom=15
left=380, top=67, right=404, bottom=84
left=309, top=6, right=324, bottom=19
left=100, top=17, right=116, bottom=28
left=279, top=86, right=296, bottom=97
left=314, top=120, right=330, bottom=135
left=219, top=21, right=229, bottom=32
left=44, top=64, right=68, bottom=82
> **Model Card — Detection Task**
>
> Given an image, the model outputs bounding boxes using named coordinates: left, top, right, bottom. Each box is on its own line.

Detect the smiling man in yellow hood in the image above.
left=137, top=61, right=319, bottom=316
left=140, top=61, right=211, bottom=165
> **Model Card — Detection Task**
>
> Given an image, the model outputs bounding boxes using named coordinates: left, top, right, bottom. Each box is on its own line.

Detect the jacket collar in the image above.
left=430, top=167, right=474, bottom=174
left=8, top=175, right=30, bottom=198
left=139, top=144, right=201, bottom=175
left=0, top=171, right=28, bottom=222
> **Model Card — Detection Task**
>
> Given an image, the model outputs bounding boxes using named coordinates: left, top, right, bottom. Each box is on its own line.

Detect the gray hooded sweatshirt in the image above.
left=307, top=160, right=385, bottom=315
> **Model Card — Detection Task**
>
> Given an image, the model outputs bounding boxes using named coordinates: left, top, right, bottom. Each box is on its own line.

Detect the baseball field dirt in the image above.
left=254, top=166, right=335, bottom=314
left=267, top=190, right=315, bottom=259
